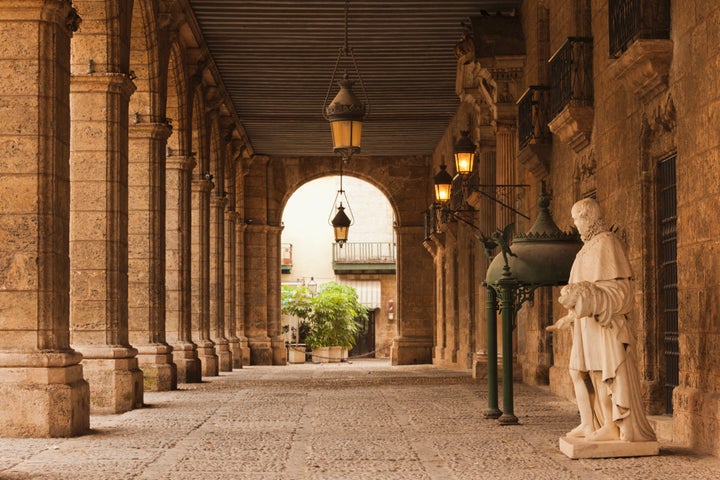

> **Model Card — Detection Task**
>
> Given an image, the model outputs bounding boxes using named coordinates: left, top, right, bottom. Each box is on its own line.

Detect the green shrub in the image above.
left=281, top=282, right=368, bottom=349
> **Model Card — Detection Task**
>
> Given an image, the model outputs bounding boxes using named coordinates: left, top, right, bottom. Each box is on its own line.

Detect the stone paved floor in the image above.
left=2, top=359, right=720, bottom=480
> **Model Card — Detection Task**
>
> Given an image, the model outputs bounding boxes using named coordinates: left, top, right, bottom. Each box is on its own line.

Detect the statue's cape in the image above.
left=569, top=231, right=632, bottom=283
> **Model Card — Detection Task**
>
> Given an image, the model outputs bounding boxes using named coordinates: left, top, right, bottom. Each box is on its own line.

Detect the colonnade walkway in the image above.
left=2, top=359, right=720, bottom=480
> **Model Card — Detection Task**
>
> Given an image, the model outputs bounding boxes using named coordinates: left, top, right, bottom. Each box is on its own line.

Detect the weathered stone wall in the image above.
left=669, top=0, right=720, bottom=456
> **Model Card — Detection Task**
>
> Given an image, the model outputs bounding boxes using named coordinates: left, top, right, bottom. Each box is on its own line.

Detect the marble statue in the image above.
left=549, top=198, right=656, bottom=444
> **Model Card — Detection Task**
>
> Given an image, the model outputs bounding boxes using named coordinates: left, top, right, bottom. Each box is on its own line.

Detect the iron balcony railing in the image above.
left=549, top=37, right=594, bottom=120
left=332, top=242, right=396, bottom=265
left=517, top=85, right=552, bottom=150
left=609, top=0, right=670, bottom=58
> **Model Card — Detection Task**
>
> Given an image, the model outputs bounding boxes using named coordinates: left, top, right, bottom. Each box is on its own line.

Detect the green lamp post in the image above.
left=483, top=191, right=582, bottom=424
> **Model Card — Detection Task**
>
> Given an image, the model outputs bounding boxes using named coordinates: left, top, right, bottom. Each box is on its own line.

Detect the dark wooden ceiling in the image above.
left=188, top=0, right=518, bottom=157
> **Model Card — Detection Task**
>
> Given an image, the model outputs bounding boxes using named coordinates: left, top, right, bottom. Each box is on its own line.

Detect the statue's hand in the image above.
left=558, top=285, right=578, bottom=309
left=546, top=313, right=574, bottom=331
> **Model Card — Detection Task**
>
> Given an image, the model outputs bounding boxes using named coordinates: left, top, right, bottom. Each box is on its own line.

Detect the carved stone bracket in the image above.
left=608, top=39, right=672, bottom=103
left=518, top=143, right=551, bottom=178
left=548, top=104, right=594, bottom=153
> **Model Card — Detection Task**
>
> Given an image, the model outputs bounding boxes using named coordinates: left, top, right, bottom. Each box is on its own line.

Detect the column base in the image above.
left=197, top=341, right=218, bottom=377
left=239, top=337, right=251, bottom=367
left=391, top=336, right=433, bottom=365
left=472, top=350, right=489, bottom=380
left=0, top=351, right=90, bottom=437
left=228, top=336, right=243, bottom=369
left=214, top=339, right=233, bottom=372
left=76, top=346, right=144, bottom=414
left=271, top=337, right=287, bottom=365
left=136, top=344, right=177, bottom=391
left=172, top=342, right=202, bottom=383
left=248, top=337, right=272, bottom=365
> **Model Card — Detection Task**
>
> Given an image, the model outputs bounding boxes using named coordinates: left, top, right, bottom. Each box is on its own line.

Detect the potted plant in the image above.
left=281, top=282, right=368, bottom=364
left=281, top=285, right=313, bottom=364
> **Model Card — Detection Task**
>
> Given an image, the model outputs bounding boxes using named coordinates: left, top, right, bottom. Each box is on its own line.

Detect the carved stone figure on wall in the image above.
left=549, top=198, right=656, bottom=446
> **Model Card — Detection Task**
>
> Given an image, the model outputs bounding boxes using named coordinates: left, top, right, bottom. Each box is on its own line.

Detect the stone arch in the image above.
left=128, top=0, right=163, bottom=121
left=278, top=169, right=401, bottom=228
left=269, top=156, right=429, bottom=228
left=191, top=84, right=210, bottom=174
left=166, top=41, right=192, bottom=155
left=207, top=112, right=225, bottom=192
left=264, top=155, right=435, bottom=364
left=70, top=0, right=133, bottom=72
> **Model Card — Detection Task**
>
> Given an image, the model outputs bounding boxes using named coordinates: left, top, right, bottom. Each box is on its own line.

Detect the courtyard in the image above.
left=1, top=360, right=719, bottom=480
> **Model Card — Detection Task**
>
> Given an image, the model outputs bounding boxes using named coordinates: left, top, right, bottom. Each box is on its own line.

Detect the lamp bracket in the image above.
left=462, top=182, right=530, bottom=220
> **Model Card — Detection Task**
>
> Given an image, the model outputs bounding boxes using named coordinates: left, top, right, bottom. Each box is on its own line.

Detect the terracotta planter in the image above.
left=312, top=346, right=331, bottom=363
left=287, top=344, right=306, bottom=364
left=328, top=346, right=343, bottom=363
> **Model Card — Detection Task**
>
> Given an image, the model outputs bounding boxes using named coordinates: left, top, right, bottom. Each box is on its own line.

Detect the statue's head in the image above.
left=571, top=198, right=605, bottom=241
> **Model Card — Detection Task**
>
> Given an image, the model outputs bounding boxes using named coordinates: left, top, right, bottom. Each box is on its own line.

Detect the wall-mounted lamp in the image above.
left=433, top=164, right=453, bottom=204
left=433, top=131, right=529, bottom=221
left=453, top=130, right=476, bottom=175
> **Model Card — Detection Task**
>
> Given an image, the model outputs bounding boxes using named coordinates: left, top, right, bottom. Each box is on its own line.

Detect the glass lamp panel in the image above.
left=435, top=183, right=451, bottom=203
left=454, top=152, right=474, bottom=175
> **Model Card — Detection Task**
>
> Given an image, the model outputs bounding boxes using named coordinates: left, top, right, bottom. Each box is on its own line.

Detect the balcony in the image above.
left=517, top=85, right=552, bottom=178
left=548, top=37, right=594, bottom=153
left=609, top=0, right=670, bottom=58
left=281, top=243, right=292, bottom=273
left=332, top=242, right=396, bottom=274
left=608, top=0, right=672, bottom=101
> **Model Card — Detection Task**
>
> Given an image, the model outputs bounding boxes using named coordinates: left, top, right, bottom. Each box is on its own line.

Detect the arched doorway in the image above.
left=280, top=176, right=397, bottom=359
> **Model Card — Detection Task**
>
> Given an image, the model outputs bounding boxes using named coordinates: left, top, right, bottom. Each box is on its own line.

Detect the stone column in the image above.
left=165, top=153, right=201, bottom=382
left=494, top=122, right=517, bottom=230
left=0, top=0, right=90, bottom=436
left=245, top=224, right=272, bottom=365
left=69, top=66, right=143, bottom=413
left=391, top=225, right=434, bottom=365
left=243, top=155, right=272, bottom=365
left=210, top=193, right=232, bottom=371
left=422, top=235, right=445, bottom=362
left=235, top=220, right=251, bottom=366
left=127, top=121, right=176, bottom=391
left=267, top=226, right=287, bottom=365
left=191, top=174, right=218, bottom=376
left=225, top=209, right=241, bottom=368
left=443, top=228, right=459, bottom=365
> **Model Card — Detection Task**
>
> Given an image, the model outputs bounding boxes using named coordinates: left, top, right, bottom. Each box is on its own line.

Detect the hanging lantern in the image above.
left=453, top=130, right=476, bottom=175
left=322, top=0, right=369, bottom=161
left=325, top=73, right=365, bottom=159
left=434, top=164, right=453, bottom=203
left=331, top=203, right=352, bottom=245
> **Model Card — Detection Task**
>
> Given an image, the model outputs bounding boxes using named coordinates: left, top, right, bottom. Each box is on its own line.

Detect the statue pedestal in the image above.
left=559, top=436, right=660, bottom=459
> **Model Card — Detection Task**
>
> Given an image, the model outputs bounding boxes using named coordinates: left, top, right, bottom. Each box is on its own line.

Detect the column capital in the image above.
left=166, top=153, right=197, bottom=172
left=128, top=121, right=172, bottom=141
left=210, top=194, right=228, bottom=209
left=70, top=72, right=136, bottom=97
left=191, top=176, right=214, bottom=193
left=0, top=1, right=76, bottom=28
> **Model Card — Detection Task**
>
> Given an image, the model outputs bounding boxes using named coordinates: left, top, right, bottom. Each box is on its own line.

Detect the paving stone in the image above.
left=2, top=359, right=720, bottom=479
